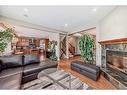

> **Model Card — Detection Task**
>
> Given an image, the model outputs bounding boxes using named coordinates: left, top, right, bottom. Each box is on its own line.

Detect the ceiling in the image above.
left=0, top=6, right=116, bottom=33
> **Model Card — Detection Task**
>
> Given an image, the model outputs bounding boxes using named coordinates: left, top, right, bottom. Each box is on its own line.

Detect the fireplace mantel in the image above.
left=99, top=38, right=127, bottom=45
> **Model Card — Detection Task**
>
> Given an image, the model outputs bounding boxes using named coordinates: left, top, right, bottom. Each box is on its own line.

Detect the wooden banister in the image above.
left=68, top=43, right=75, bottom=55
left=60, top=37, right=66, bottom=58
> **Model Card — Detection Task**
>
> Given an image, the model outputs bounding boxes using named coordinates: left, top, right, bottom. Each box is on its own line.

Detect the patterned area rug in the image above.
left=22, top=69, right=93, bottom=90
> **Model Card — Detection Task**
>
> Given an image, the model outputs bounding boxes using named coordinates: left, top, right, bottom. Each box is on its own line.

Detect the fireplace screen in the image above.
left=106, top=50, right=127, bottom=74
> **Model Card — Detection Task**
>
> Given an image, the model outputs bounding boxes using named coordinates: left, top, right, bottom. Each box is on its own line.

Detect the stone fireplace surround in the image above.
left=99, top=38, right=127, bottom=89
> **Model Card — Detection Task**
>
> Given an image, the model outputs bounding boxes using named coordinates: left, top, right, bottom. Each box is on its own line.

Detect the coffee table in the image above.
left=37, top=68, right=85, bottom=90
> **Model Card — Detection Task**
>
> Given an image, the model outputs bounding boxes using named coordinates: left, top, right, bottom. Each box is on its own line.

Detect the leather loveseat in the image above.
left=0, top=54, right=57, bottom=89
left=71, top=61, right=100, bottom=81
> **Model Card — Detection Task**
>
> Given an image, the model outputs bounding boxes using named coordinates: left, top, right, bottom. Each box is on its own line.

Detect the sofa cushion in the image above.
left=0, top=55, right=23, bottom=69
left=71, top=61, right=99, bottom=74
left=0, top=62, right=3, bottom=72
left=71, top=61, right=100, bottom=81
left=22, top=60, right=58, bottom=84
left=71, top=65, right=81, bottom=72
left=81, top=69, right=98, bottom=81
left=0, top=67, right=22, bottom=79
left=23, top=60, right=57, bottom=76
left=23, top=55, right=40, bottom=66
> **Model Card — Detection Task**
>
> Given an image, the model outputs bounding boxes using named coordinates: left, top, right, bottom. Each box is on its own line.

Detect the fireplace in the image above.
left=106, top=50, right=127, bottom=74
left=105, top=50, right=127, bottom=88
left=99, top=38, right=127, bottom=89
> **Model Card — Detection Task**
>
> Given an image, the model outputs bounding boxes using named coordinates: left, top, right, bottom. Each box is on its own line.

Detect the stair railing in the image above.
left=68, top=43, right=75, bottom=55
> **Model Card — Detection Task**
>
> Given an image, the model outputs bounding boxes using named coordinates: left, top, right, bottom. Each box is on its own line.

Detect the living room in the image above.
left=0, top=2, right=127, bottom=93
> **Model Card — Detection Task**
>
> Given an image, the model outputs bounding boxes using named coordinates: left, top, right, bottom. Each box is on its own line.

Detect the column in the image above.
left=66, top=34, right=69, bottom=59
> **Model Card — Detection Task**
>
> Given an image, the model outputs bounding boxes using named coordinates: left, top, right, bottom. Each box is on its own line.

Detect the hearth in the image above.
left=100, top=41, right=127, bottom=89
left=106, top=67, right=127, bottom=87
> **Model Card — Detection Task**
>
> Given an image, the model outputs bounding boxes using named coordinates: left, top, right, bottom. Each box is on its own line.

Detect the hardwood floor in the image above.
left=57, top=56, right=116, bottom=89
left=40, top=54, right=116, bottom=89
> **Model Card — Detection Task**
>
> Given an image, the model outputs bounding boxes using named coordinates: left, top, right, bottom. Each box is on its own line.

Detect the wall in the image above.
left=68, top=36, right=76, bottom=49
left=96, top=6, right=127, bottom=66
left=75, top=37, right=80, bottom=55
left=99, top=7, right=127, bottom=41
left=68, top=36, right=79, bottom=55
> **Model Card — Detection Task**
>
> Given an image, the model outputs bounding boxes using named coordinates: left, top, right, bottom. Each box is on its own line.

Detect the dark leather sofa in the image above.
left=0, top=54, right=57, bottom=89
left=71, top=61, right=100, bottom=81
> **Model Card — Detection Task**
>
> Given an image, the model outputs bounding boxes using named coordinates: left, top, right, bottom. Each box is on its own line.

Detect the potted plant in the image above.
left=0, top=28, right=14, bottom=56
left=79, top=34, right=94, bottom=64
left=48, top=40, right=58, bottom=61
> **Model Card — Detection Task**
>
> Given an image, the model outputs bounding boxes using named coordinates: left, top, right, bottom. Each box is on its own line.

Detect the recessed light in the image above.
left=24, top=8, right=28, bottom=12
left=64, top=24, right=68, bottom=27
left=92, top=8, right=97, bottom=12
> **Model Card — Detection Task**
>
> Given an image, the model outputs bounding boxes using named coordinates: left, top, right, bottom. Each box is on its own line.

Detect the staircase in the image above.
left=60, top=36, right=76, bottom=59
left=60, top=36, right=66, bottom=59
left=68, top=43, right=75, bottom=58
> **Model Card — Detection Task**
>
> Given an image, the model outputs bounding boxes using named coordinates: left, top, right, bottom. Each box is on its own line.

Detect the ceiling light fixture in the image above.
left=24, top=8, right=28, bottom=12
left=92, top=8, right=97, bottom=12
left=64, top=24, right=68, bottom=27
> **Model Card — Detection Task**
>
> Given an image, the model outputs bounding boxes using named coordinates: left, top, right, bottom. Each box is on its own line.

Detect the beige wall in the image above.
left=96, top=6, right=127, bottom=66
left=76, top=37, right=80, bottom=54
left=99, top=7, right=127, bottom=41
left=68, top=36, right=79, bottom=55
left=68, top=36, right=77, bottom=48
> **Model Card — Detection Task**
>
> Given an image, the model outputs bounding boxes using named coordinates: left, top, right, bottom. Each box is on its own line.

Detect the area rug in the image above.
left=22, top=69, right=93, bottom=90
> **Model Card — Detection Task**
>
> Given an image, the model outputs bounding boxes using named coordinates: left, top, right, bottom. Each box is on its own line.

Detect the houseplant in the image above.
left=0, top=28, right=14, bottom=55
left=48, top=40, right=58, bottom=61
left=79, top=34, right=94, bottom=64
